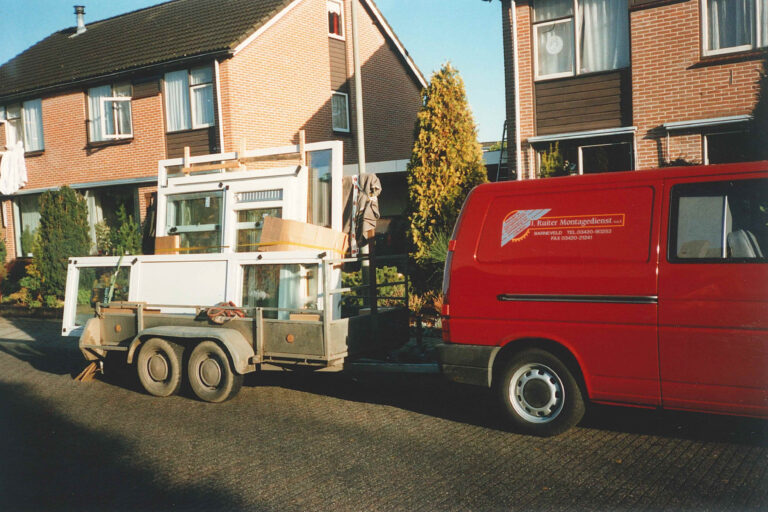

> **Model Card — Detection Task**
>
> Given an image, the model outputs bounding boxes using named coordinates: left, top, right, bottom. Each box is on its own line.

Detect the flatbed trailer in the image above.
left=69, top=254, right=410, bottom=402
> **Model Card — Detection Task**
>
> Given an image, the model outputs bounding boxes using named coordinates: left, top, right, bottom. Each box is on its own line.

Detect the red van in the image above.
left=438, top=161, right=768, bottom=436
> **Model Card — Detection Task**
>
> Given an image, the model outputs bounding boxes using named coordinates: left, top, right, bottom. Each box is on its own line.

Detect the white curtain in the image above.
left=278, top=265, right=300, bottom=320
left=534, top=0, right=573, bottom=21
left=708, top=0, right=754, bottom=50
left=579, top=0, right=629, bottom=73
left=21, top=99, right=44, bottom=151
left=88, top=85, right=111, bottom=141
left=761, top=0, right=767, bottom=46
left=164, top=70, right=191, bottom=131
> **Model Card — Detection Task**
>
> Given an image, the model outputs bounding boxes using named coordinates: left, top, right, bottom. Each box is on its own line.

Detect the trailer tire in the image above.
left=137, top=337, right=184, bottom=397
left=187, top=341, right=243, bottom=403
left=498, top=348, right=584, bottom=437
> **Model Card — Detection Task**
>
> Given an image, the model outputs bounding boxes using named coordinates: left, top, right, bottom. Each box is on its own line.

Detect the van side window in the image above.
left=669, top=178, right=768, bottom=262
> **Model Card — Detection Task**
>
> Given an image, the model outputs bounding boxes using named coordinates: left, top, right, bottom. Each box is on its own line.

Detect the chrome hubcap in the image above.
left=147, top=353, right=169, bottom=382
left=509, top=363, right=564, bottom=424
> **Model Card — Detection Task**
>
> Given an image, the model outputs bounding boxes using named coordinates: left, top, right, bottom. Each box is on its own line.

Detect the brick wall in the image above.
left=506, top=0, right=763, bottom=176
left=631, top=1, right=762, bottom=168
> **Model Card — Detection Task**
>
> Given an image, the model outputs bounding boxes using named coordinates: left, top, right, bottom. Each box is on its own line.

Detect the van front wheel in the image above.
left=498, top=349, right=584, bottom=436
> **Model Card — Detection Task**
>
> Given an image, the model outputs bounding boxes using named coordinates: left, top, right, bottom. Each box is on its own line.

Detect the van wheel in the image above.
left=498, top=349, right=584, bottom=436
left=137, top=338, right=184, bottom=397
left=187, top=341, right=243, bottom=403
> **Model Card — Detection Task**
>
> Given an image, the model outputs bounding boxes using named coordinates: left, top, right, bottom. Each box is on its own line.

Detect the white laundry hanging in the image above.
left=0, top=141, right=28, bottom=195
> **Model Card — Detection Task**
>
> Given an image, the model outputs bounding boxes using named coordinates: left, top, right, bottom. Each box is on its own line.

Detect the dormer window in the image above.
left=88, top=83, right=133, bottom=142
left=328, top=0, right=344, bottom=39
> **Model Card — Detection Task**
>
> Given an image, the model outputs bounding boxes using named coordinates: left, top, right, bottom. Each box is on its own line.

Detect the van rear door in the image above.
left=659, top=174, right=768, bottom=417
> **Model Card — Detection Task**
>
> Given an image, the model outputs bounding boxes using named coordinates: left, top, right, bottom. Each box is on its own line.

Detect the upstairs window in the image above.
left=3, top=99, right=44, bottom=152
left=164, top=66, right=215, bottom=132
left=703, top=0, right=768, bottom=55
left=88, top=83, right=132, bottom=142
left=533, top=0, right=629, bottom=80
left=328, top=0, right=344, bottom=38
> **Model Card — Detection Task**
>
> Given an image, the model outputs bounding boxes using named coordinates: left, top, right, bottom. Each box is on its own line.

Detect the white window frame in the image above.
left=331, top=91, right=350, bottom=133
left=577, top=141, right=634, bottom=174
left=3, top=100, right=44, bottom=151
left=99, top=96, right=133, bottom=139
left=327, top=0, right=345, bottom=40
left=701, top=0, right=766, bottom=56
left=703, top=129, right=750, bottom=164
left=533, top=16, right=577, bottom=80
left=189, top=66, right=214, bottom=129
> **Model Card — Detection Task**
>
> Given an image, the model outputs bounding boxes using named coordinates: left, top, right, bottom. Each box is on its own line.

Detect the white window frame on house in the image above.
left=88, top=83, right=133, bottom=142
left=3, top=99, right=44, bottom=152
left=703, top=129, right=751, bottom=164
left=327, top=0, right=345, bottom=40
left=529, top=126, right=637, bottom=175
left=331, top=91, right=350, bottom=133
left=532, top=0, right=630, bottom=81
left=164, top=65, right=215, bottom=133
left=701, top=0, right=767, bottom=56
left=577, top=141, right=634, bottom=174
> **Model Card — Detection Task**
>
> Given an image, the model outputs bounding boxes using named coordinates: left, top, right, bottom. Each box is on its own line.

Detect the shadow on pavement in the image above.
left=247, top=371, right=768, bottom=446
left=0, top=318, right=83, bottom=377
left=0, top=381, right=244, bottom=511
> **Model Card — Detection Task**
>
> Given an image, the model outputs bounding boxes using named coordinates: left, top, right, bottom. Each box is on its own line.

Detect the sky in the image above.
left=0, top=0, right=505, bottom=142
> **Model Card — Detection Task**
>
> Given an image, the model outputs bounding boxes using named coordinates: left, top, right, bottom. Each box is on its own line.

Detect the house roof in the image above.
left=0, top=0, right=426, bottom=101
left=0, top=0, right=293, bottom=99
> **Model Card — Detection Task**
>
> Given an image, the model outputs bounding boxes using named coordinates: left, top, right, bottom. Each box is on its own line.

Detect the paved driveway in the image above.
left=0, top=317, right=766, bottom=511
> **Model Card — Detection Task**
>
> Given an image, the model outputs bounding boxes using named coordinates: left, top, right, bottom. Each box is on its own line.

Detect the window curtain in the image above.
left=190, top=67, right=214, bottom=127
left=708, top=0, right=754, bottom=50
left=88, top=85, right=111, bottom=141
left=21, top=99, right=44, bottom=151
left=761, top=0, right=768, bottom=46
left=114, top=84, right=132, bottom=136
left=534, top=0, right=573, bottom=21
left=164, top=70, right=191, bottom=132
left=278, top=265, right=301, bottom=320
left=579, top=0, right=629, bottom=73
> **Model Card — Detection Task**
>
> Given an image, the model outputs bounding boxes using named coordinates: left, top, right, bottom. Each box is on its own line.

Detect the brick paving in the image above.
left=0, top=317, right=766, bottom=511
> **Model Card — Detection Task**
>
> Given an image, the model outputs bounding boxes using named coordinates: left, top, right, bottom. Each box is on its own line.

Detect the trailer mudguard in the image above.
left=127, top=326, right=256, bottom=374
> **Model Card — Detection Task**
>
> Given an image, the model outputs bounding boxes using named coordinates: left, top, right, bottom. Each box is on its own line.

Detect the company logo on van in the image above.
left=502, top=209, right=625, bottom=246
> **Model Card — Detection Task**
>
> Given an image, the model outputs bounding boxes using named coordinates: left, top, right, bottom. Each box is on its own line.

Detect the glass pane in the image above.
left=88, top=85, right=111, bottom=141
left=190, top=66, right=213, bottom=85
left=328, top=0, right=342, bottom=35
left=707, top=0, right=754, bottom=50
left=241, top=263, right=319, bottom=319
left=581, top=143, right=632, bottom=174
left=22, top=98, right=44, bottom=151
left=308, top=150, right=332, bottom=227
left=166, top=191, right=222, bottom=253
left=76, top=266, right=130, bottom=326
left=676, top=196, right=726, bottom=258
left=113, top=83, right=132, bottom=97
left=6, top=104, right=20, bottom=119
left=191, top=84, right=214, bottom=127
left=331, top=93, right=348, bottom=131
left=578, top=0, right=629, bottom=73
left=164, top=70, right=191, bottom=131
left=17, top=194, right=41, bottom=257
left=236, top=207, right=282, bottom=252
left=534, top=0, right=573, bottom=22
left=536, top=21, right=574, bottom=77
left=116, top=100, right=132, bottom=135
left=707, top=131, right=752, bottom=164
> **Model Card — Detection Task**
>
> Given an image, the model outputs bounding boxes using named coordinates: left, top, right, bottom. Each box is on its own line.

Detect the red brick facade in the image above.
left=503, top=0, right=764, bottom=178
left=0, top=0, right=423, bottom=261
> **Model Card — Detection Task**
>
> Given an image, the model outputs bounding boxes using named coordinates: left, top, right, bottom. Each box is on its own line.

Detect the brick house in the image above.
left=499, top=0, right=766, bottom=179
left=0, top=0, right=425, bottom=259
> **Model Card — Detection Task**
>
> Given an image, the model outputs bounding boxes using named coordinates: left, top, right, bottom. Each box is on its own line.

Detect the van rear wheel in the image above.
left=498, top=349, right=584, bottom=436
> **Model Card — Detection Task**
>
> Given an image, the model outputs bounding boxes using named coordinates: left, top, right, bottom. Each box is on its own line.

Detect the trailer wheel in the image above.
left=498, top=349, right=584, bottom=436
left=137, top=337, right=184, bottom=397
left=187, top=341, right=243, bottom=403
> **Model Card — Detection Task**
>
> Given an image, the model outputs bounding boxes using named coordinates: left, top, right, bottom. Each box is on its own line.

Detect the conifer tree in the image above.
left=34, top=186, right=91, bottom=298
left=407, top=63, right=487, bottom=265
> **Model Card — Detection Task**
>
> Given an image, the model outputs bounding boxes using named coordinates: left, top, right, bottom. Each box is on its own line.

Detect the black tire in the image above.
left=187, top=341, right=243, bottom=403
left=498, top=348, right=585, bottom=436
left=136, top=337, right=184, bottom=397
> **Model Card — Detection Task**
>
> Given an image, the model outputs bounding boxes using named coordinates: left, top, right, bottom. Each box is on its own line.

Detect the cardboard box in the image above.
left=259, top=217, right=347, bottom=256
left=155, top=235, right=180, bottom=255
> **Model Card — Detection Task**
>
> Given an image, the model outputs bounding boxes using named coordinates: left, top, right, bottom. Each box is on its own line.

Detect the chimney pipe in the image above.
left=74, top=6, right=86, bottom=35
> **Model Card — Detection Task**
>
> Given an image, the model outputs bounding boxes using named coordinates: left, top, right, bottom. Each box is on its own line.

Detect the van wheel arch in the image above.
left=491, top=338, right=588, bottom=400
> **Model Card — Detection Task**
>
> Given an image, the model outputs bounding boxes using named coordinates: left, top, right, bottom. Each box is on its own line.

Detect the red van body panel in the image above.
left=441, top=161, right=768, bottom=418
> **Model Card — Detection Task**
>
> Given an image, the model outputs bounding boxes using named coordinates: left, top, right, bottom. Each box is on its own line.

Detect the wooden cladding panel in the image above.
left=329, top=38, right=348, bottom=91
left=132, top=79, right=159, bottom=99
left=166, top=128, right=215, bottom=159
left=535, top=69, right=631, bottom=136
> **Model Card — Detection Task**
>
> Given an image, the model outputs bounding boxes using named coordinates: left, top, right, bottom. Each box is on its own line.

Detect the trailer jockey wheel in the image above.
left=187, top=341, right=243, bottom=403
left=137, top=338, right=184, bottom=397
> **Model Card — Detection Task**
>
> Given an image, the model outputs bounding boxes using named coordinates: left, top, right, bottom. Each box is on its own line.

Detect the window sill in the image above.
left=332, top=128, right=351, bottom=134
left=692, top=49, right=767, bottom=69
left=534, top=67, right=630, bottom=83
left=24, top=150, right=44, bottom=157
left=329, top=33, right=345, bottom=42
left=87, top=138, right=133, bottom=149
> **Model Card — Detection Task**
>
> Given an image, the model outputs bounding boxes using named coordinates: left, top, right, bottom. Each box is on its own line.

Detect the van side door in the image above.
left=659, top=175, right=768, bottom=417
